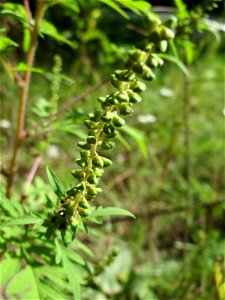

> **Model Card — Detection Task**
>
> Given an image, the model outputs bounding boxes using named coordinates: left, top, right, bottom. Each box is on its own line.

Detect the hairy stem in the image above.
left=6, top=1, right=47, bottom=198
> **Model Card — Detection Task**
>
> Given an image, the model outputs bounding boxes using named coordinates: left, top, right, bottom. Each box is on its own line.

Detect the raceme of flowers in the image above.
left=45, top=14, right=177, bottom=235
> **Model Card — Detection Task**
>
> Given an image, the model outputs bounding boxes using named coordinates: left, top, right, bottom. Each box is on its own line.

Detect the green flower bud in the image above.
left=128, top=49, right=146, bottom=63
left=84, top=120, right=98, bottom=129
left=158, top=40, right=168, bottom=52
left=94, top=168, right=104, bottom=177
left=103, top=123, right=115, bottom=135
left=75, top=181, right=85, bottom=190
left=102, top=157, right=113, bottom=168
left=71, top=216, right=79, bottom=227
left=77, top=141, right=91, bottom=150
left=127, top=89, right=142, bottom=103
left=87, top=174, right=98, bottom=184
left=159, top=26, right=175, bottom=40
left=87, top=136, right=97, bottom=144
left=112, top=115, right=125, bottom=127
left=88, top=110, right=102, bottom=121
left=80, top=150, right=90, bottom=159
left=131, top=80, right=146, bottom=92
left=111, top=75, right=129, bottom=91
left=101, top=139, right=115, bottom=150
left=117, top=91, right=129, bottom=102
left=141, top=65, right=155, bottom=81
left=133, top=63, right=144, bottom=74
left=71, top=169, right=85, bottom=179
left=163, top=16, right=177, bottom=29
left=115, top=70, right=136, bottom=82
left=87, top=185, right=102, bottom=196
left=79, top=197, right=89, bottom=209
left=101, top=111, right=114, bottom=122
left=147, top=54, right=159, bottom=68
left=92, top=156, right=104, bottom=168
left=145, top=14, right=161, bottom=34
left=98, top=96, right=107, bottom=103
left=119, top=102, right=133, bottom=115
left=78, top=207, right=89, bottom=217
left=76, top=159, right=87, bottom=167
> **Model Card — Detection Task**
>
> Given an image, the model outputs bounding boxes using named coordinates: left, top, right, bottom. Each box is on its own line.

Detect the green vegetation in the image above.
left=0, top=0, right=224, bottom=299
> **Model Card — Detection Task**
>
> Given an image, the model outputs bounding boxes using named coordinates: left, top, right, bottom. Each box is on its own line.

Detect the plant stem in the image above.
left=6, top=1, right=47, bottom=198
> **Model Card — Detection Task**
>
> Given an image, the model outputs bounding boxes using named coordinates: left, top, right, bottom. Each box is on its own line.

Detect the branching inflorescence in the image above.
left=46, top=14, right=177, bottom=236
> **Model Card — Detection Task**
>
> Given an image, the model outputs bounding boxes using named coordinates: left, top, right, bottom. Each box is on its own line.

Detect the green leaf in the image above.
left=55, top=0, right=80, bottom=12
left=0, top=257, right=20, bottom=285
left=90, top=207, right=135, bottom=219
left=116, top=0, right=151, bottom=15
left=40, top=20, right=77, bottom=49
left=0, top=36, right=18, bottom=52
left=55, top=239, right=81, bottom=300
left=1, top=216, right=42, bottom=227
left=46, top=166, right=65, bottom=197
left=14, top=62, right=45, bottom=73
left=121, top=125, right=148, bottom=159
left=159, top=53, right=191, bottom=78
left=99, top=0, right=129, bottom=19
left=7, top=265, right=40, bottom=300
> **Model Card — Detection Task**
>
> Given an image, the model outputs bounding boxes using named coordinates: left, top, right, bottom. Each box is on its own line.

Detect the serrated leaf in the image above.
left=99, top=0, right=129, bottom=19
left=0, top=36, right=18, bottom=52
left=91, top=207, right=135, bottom=219
left=55, top=239, right=81, bottom=300
left=7, top=265, right=40, bottom=299
left=14, top=62, right=45, bottom=73
left=0, top=257, right=20, bottom=285
left=1, top=216, right=42, bottom=227
left=116, top=0, right=151, bottom=15
left=56, top=0, right=80, bottom=13
left=46, top=166, right=65, bottom=197
left=40, top=20, right=77, bottom=49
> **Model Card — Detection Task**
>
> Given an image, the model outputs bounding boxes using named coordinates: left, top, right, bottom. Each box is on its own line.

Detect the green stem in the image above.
left=6, top=1, right=47, bottom=198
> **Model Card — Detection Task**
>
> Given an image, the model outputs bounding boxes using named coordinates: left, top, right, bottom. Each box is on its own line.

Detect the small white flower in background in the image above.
left=222, top=108, right=225, bottom=116
left=137, top=114, right=157, bottom=124
left=160, top=87, right=174, bottom=98
left=0, top=119, right=11, bottom=129
left=46, top=145, right=60, bottom=158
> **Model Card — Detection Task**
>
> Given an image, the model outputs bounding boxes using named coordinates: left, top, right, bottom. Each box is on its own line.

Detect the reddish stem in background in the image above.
left=6, top=1, right=47, bottom=198
left=24, top=0, right=33, bottom=30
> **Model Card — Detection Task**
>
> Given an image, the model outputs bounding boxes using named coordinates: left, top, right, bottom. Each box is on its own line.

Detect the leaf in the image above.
left=55, top=239, right=81, bottom=300
left=116, top=0, right=151, bottom=15
left=7, top=265, right=40, bottom=300
left=121, top=125, right=148, bottom=159
left=0, top=257, right=20, bottom=285
left=159, top=53, right=191, bottom=78
left=14, top=62, right=45, bottom=73
left=0, top=36, right=18, bottom=52
left=46, top=166, right=65, bottom=197
left=56, top=0, right=80, bottom=13
left=99, top=0, right=129, bottom=19
left=1, top=216, right=42, bottom=227
left=40, top=20, right=77, bottom=49
left=90, top=207, right=135, bottom=219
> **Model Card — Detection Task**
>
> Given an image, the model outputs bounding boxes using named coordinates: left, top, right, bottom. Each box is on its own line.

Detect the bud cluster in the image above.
left=48, top=15, right=176, bottom=233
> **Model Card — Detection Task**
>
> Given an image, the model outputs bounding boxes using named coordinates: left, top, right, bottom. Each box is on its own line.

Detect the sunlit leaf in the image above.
left=46, top=166, right=65, bottom=197
left=90, top=207, right=135, bottom=219
left=0, top=36, right=18, bottom=52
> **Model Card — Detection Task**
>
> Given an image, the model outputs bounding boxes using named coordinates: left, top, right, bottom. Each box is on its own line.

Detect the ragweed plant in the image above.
left=45, top=14, right=177, bottom=239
